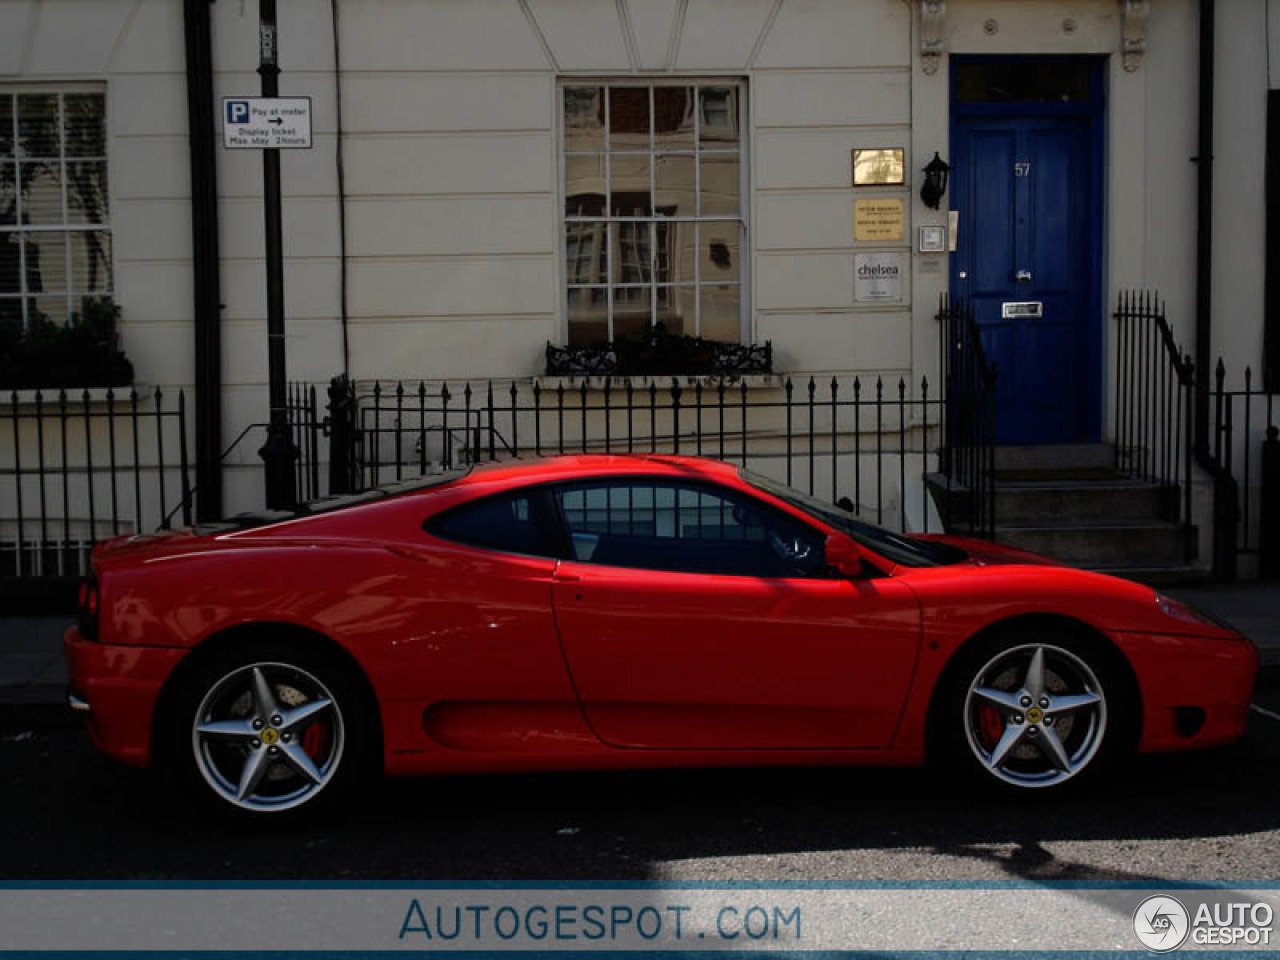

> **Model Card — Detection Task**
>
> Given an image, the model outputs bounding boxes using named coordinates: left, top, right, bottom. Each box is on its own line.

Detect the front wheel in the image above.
left=167, top=642, right=369, bottom=818
left=938, top=637, right=1126, bottom=793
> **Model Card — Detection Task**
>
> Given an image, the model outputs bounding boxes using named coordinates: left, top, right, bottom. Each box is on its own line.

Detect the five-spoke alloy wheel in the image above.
left=168, top=641, right=369, bottom=818
left=936, top=633, right=1125, bottom=794
left=963, top=643, right=1108, bottom=788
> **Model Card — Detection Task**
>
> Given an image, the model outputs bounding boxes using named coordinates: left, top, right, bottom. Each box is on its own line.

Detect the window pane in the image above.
left=63, top=94, right=105, bottom=157
left=609, top=87, right=649, bottom=151
left=700, top=226, right=740, bottom=282
left=0, top=96, right=12, bottom=156
left=954, top=59, right=1092, bottom=104
left=0, top=235, right=20, bottom=293
left=25, top=231, right=66, bottom=292
left=0, top=161, right=15, bottom=225
left=656, top=285, right=694, bottom=337
left=69, top=231, right=111, bottom=292
left=700, top=284, right=740, bottom=342
left=699, top=87, right=739, bottom=145
left=564, top=153, right=605, bottom=217
left=0, top=297, right=20, bottom=327
left=699, top=153, right=739, bottom=216
left=32, top=294, right=66, bottom=325
left=610, top=154, right=650, bottom=216
left=17, top=94, right=59, bottom=158
left=654, top=87, right=694, bottom=150
left=567, top=286, right=608, bottom=347
left=612, top=286, right=651, bottom=340
left=66, top=161, right=108, bottom=223
left=429, top=493, right=549, bottom=557
left=564, top=222, right=606, bottom=285
left=654, top=153, right=695, bottom=216
left=660, top=221, right=694, bottom=285
left=19, top=161, right=62, bottom=225
left=563, top=87, right=604, bottom=151
left=611, top=220, right=651, bottom=285
left=555, top=481, right=821, bottom=576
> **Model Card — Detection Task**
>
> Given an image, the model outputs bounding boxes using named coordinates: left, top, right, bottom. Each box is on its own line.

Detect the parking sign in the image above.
left=221, top=96, right=312, bottom=149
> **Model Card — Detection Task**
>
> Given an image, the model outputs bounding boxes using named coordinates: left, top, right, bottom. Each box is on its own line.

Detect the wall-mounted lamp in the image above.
left=920, top=152, right=950, bottom=210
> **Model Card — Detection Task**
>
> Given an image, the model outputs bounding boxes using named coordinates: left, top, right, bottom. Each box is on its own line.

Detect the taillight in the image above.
left=77, top=577, right=99, bottom=642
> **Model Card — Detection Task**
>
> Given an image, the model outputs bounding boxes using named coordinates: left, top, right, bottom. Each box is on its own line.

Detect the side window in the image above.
left=426, top=492, right=553, bottom=558
left=555, top=481, right=826, bottom=577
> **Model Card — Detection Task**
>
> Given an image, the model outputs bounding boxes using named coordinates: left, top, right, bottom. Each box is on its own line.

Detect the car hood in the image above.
left=913, top=534, right=1063, bottom=568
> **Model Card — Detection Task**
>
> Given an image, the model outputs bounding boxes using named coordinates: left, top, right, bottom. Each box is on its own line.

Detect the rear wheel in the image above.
left=937, top=634, right=1127, bottom=794
left=167, top=641, right=370, bottom=818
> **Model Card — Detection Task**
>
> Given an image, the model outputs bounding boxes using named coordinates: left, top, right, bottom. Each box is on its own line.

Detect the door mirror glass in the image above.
left=824, top=533, right=863, bottom=577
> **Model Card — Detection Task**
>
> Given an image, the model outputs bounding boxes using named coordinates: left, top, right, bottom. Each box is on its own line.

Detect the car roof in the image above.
left=457, top=454, right=741, bottom=486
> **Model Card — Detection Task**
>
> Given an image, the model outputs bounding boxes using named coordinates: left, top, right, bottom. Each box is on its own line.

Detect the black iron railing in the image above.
left=1113, top=290, right=1196, bottom=561
left=295, top=303, right=997, bottom=540
left=938, top=294, right=997, bottom=539
left=1, top=386, right=193, bottom=586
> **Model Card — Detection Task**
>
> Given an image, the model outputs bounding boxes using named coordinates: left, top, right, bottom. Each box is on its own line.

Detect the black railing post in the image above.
left=1262, top=425, right=1280, bottom=578
left=327, top=375, right=356, bottom=495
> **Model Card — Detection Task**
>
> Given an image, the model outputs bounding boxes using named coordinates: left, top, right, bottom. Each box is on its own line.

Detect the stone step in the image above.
left=994, top=444, right=1115, bottom=472
left=995, top=483, right=1177, bottom=525
left=995, top=521, right=1192, bottom=567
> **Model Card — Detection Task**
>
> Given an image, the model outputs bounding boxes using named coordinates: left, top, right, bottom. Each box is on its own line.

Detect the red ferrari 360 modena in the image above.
left=65, top=454, right=1257, bottom=818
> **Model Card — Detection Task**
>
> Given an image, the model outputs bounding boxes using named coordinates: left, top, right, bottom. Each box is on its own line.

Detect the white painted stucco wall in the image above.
left=0, top=0, right=1271, bottom=514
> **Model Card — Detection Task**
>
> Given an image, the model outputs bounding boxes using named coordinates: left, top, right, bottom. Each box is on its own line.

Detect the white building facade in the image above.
left=0, top=0, right=1274, bottom=564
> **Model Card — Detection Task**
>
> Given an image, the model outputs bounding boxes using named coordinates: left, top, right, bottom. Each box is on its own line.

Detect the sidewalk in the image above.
left=1, top=583, right=1277, bottom=712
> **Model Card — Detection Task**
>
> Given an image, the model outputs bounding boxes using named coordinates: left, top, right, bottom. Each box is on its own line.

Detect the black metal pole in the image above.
left=256, top=0, right=297, bottom=508
left=1193, top=0, right=1215, bottom=455
left=182, top=0, right=223, bottom=521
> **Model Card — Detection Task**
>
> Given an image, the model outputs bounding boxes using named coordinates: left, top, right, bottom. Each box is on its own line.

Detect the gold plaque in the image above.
left=854, top=198, right=905, bottom=242
left=852, top=148, right=905, bottom=186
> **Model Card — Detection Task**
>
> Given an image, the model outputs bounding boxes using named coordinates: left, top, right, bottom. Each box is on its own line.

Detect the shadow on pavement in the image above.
left=3, top=701, right=1278, bottom=880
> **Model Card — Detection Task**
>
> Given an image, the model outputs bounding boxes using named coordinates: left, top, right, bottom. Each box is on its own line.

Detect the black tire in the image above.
left=930, top=627, right=1134, bottom=797
left=162, top=637, right=374, bottom=821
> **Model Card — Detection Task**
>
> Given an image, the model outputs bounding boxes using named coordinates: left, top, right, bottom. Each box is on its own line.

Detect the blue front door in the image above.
left=951, top=58, right=1104, bottom=445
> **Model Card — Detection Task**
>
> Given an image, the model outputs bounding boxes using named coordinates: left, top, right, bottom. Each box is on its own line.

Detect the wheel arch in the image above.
left=150, top=620, right=384, bottom=771
left=923, top=612, right=1143, bottom=761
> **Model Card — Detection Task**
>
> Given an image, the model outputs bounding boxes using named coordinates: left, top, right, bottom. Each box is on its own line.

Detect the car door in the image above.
left=548, top=478, right=922, bottom=750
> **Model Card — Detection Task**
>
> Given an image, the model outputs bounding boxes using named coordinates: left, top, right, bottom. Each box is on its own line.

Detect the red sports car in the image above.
left=65, top=455, right=1257, bottom=818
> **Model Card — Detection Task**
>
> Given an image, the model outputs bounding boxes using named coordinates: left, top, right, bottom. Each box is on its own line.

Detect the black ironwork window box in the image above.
left=546, top=324, right=772, bottom=377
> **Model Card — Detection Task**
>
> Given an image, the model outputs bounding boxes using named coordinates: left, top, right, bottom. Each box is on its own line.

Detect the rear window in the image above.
left=426, top=491, right=554, bottom=558
left=196, top=469, right=472, bottom=535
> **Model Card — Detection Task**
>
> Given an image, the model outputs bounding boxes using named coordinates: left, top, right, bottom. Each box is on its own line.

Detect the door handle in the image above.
left=1015, top=269, right=1032, bottom=282
left=555, top=573, right=581, bottom=584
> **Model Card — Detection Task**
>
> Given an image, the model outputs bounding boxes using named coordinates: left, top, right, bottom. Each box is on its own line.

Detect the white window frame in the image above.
left=558, top=78, right=750, bottom=345
left=0, top=87, right=112, bottom=329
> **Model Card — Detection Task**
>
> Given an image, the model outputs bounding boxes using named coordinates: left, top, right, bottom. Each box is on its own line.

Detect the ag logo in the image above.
left=1134, top=895, right=1190, bottom=952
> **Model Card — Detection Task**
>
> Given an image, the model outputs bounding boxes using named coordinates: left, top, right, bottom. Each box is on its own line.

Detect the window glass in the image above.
left=0, top=90, right=111, bottom=329
left=428, top=492, right=551, bottom=557
left=954, top=59, right=1094, bottom=104
left=562, top=82, right=745, bottom=345
left=741, top=469, right=968, bottom=568
left=556, top=481, right=826, bottom=578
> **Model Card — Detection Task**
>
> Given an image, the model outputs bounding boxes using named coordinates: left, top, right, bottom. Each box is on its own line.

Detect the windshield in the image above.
left=741, top=469, right=967, bottom=568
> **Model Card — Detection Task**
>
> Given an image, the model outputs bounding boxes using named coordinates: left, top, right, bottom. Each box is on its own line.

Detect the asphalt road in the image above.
left=3, top=675, right=1279, bottom=883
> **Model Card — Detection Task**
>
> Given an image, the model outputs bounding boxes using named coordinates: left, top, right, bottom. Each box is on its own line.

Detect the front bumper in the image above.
left=63, top=625, right=188, bottom=768
left=1115, top=630, right=1259, bottom=753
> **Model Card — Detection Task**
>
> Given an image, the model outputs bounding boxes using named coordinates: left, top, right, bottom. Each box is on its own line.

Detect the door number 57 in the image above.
left=1014, top=162, right=1031, bottom=177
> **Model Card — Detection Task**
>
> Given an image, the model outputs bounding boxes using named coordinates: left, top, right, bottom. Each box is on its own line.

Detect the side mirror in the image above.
left=824, top=533, right=863, bottom=577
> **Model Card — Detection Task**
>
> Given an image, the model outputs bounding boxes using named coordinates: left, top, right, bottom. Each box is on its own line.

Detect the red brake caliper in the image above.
left=302, top=719, right=329, bottom=760
left=978, top=704, right=1005, bottom=748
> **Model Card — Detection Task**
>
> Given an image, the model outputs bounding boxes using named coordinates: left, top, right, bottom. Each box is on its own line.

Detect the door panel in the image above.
left=551, top=563, right=921, bottom=749
left=953, top=109, right=1098, bottom=444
